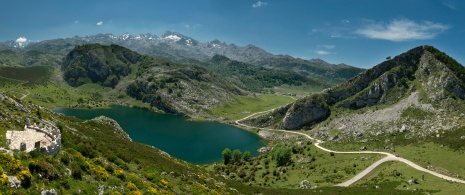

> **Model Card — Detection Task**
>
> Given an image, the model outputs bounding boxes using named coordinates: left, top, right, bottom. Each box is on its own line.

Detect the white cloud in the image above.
left=314, top=44, right=335, bottom=55
left=184, top=23, right=200, bottom=29
left=252, top=1, right=268, bottom=8
left=356, top=19, right=450, bottom=42
left=315, top=50, right=331, bottom=55
left=342, top=19, right=351, bottom=24
left=74, top=21, right=79, bottom=24
left=443, top=0, right=457, bottom=10
left=318, top=45, right=335, bottom=50
left=15, top=37, right=27, bottom=43
left=96, top=21, right=103, bottom=26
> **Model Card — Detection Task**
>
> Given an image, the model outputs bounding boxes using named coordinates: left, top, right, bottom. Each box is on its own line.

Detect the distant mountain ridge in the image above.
left=1, top=31, right=364, bottom=85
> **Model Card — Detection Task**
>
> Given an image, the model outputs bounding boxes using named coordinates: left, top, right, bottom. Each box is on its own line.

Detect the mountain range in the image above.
left=0, top=31, right=364, bottom=85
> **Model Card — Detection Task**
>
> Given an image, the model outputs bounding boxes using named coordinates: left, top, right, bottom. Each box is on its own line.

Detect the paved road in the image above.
left=235, top=111, right=465, bottom=186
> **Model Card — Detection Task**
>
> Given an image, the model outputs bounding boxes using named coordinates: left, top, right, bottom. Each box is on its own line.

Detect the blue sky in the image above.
left=1, top=0, right=464, bottom=68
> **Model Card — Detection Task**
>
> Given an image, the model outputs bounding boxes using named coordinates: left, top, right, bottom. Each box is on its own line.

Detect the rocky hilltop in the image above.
left=63, top=44, right=244, bottom=116
left=245, top=46, right=465, bottom=133
left=62, top=44, right=141, bottom=88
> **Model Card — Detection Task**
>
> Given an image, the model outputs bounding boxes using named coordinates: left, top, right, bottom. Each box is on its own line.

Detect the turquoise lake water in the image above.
left=53, top=105, right=265, bottom=164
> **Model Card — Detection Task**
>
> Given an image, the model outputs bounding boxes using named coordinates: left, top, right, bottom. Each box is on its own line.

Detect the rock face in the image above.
left=282, top=94, right=330, bottom=129
left=62, top=44, right=141, bottom=88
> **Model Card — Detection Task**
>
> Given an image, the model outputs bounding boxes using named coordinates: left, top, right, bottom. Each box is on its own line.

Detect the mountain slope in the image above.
left=245, top=46, right=465, bottom=133
left=0, top=92, right=240, bottom=194
left=62, top=44, right=141, bottom=88
left=62, top=44, right=244, bottom=116
left=202, top=55, right=330, bottom=92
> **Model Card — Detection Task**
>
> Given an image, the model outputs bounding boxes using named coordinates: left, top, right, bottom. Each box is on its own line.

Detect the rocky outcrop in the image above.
left=62, top=44, right=140, bottom=88
left=92, top=116, right=132, bottom=141
left=281, top=94, right=330, bottom=130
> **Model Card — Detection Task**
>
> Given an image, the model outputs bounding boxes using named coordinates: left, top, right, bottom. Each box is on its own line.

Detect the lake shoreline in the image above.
left=53, top=105, right=266, bottom=165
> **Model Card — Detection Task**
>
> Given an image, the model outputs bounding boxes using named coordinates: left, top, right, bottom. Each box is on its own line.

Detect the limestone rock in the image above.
left=400, top=125, right=407, bottom=132
left=8, top=176, right=20, bottom=189
left=41, top=189, right=57, bottom=195
left=300, top=180, right=311, bottom=189
left=98, top=185, right=104, bottom=195
left=282, top=94, right=330, bottom=130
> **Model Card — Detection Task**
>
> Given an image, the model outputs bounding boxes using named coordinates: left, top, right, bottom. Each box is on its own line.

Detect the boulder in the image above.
left=41, top=189, right=57, bottom=195
left=8, top=176, right=20, bottom=189
left=98, top=185, right=104, bottom=195
left=400, top=125, right=407, bottom=133
left=300, top=180, right=311, bottom=189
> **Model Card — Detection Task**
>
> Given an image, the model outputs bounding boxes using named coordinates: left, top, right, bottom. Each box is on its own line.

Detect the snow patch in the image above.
left=162, top=35, right=181, bottom=42
left=122, top=33, right=131, bottom=40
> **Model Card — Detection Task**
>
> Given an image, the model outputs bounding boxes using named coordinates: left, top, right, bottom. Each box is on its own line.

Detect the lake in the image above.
left=53, top=105, right=265, bottom=164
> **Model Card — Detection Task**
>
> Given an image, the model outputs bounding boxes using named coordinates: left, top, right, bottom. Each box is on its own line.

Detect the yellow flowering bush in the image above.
left=113, top=168, right=125, bottom=179
left=16, top=170, right=32, bottom=188
left=92, top=165, right=109, bottom=181
left=0, top=153, right=22, bottom=174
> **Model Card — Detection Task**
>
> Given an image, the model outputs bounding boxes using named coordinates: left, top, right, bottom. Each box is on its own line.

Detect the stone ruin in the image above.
left=5, top=118, right=61, bottom=156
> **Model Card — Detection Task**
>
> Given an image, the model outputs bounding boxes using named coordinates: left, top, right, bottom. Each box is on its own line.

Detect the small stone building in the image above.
left=5, top=123, right=61, bottom=156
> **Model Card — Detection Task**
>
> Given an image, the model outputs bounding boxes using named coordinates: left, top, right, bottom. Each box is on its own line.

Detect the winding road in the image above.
left=235, top=109, right=465, bottom=187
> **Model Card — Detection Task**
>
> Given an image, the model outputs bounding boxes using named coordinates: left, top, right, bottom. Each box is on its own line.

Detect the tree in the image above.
left=77, top=97, right=85, bottom=104
left=243, top=151, right=251, bottom=161
left=271, top=144, right=292, bottom=166
left=233, top=149, right=242, bottom=163
left=222, top=148, right=232, bottom=165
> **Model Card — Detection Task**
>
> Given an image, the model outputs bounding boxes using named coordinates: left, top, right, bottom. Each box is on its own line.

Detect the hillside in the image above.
left=62, top=44, right=245, bottom=116
left=202, top=55, right=330, bottom=92
left=62, top=44, right=141, bottom=88
left=245, top=46, right=465, bottom=134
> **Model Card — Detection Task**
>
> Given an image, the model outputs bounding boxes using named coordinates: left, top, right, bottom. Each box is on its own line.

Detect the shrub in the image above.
left=92, top=165, right=109, bottom=181
left=126, top=182, right=139, bottom=191
left=242, top=151, right=251, bottom=161
left=114, top=169, right=125, bottom=180
left=17, top=170, right=32, bottom=188
left=271, top=144, right=292, bottom=166
left=28, top=160, right=55, bottom=180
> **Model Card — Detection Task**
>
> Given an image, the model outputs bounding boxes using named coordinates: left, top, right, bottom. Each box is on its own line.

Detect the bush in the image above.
left=0, top=153, right=22, bottom=174
left=271, top=144, right=292, bottom=166
left=17, top=170, right=32, bottom=188
left=92, top=165, right=109, bottom=181
left=28, top=160, right=56, bottom=180
left=114, top=169, right=125, bottom=180
left=242, top=151, right=251, bottom=162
